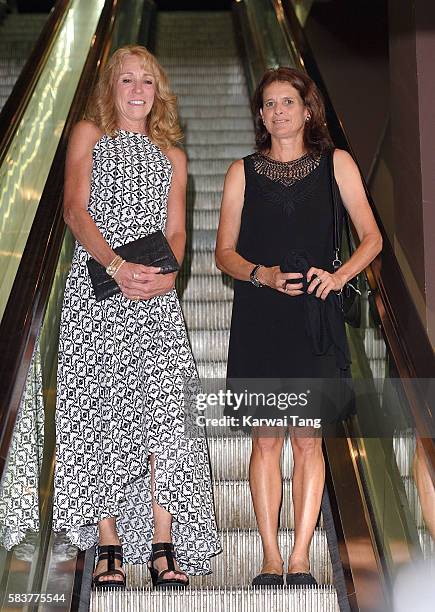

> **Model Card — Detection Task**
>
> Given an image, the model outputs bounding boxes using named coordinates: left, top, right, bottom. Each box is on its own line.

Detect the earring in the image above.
left=305, top=115, right=311, bottom=122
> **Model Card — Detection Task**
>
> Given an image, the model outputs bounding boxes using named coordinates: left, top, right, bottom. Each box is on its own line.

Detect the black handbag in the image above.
left=328, top=149, right=362, bottom=328
left=86, top=230, right=179, bottom=302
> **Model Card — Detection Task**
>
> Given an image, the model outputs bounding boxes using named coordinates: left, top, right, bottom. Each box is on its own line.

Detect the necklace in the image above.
left=253, top=150, right=321, bottom=187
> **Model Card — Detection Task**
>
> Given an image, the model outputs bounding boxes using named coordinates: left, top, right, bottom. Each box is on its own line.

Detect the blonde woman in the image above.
left=53, top=45, right=220, bottom=589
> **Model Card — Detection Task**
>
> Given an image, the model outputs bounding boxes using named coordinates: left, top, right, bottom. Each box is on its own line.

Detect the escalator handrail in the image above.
left=0, top=0, right=120, bottom=480
left=366, top=115, right=390, bottom=187
left=272, top=0, right=435, bottom=462
left=0, top=0, right=71, bottom=169
left=231, top=0, right=268, bottom=100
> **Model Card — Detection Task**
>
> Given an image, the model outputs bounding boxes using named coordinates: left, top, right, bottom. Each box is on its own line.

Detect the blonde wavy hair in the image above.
left=86, top=45, right=183, bottom=149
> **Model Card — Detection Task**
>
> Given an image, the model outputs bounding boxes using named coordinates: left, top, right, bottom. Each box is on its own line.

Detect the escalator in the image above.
left=0, top=1, right=433, bottom=611
left=0, top=9, right=48, bottom=112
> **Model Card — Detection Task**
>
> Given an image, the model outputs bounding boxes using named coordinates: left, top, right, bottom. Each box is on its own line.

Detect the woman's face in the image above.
left=114, top=54, right=156, bottom=128
left=260, top=80, right=309, bottom=141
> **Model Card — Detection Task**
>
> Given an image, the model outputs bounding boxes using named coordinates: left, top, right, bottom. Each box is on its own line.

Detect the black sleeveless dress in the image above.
left=226, top=149, right=352, bottom=426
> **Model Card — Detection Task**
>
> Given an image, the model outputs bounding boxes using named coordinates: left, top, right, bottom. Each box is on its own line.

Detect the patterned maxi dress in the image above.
left=52, top=129, right=221, bottom=573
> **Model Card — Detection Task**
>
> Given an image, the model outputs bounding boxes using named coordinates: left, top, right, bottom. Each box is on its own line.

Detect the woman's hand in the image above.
left=257, top=266, right=304, bottom=296
left=114, top=262, right=176, bottom=301
left=306, top=267, right=346, bottom=300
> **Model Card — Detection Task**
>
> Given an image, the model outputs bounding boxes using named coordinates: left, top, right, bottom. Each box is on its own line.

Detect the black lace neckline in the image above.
left=252, top=150, right=322, bottom=187
left=259, top=150, right=311, bottom=165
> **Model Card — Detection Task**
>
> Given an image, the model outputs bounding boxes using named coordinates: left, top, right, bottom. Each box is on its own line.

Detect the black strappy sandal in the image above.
left=147, top=542, right=189, bottom=588
left=92, top=544, right=126, bottom=589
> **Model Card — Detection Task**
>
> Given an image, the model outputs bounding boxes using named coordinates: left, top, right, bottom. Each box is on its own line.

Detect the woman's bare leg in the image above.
left=288, top=431, right=324, bottom=573
left=93, top=453, right=188, bottom=582
left=249, top=427, right=286, bottom=574
left=149, top=453, right=188, bottom=581
left=93, top=517, right=124, bottom=582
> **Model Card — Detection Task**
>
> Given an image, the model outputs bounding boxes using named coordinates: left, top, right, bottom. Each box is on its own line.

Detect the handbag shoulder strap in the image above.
left=328, top=148, right=353, bottom=269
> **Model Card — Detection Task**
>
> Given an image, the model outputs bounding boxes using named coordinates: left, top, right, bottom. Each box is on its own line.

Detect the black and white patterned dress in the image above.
left=52, top=129, right=221, bottom=573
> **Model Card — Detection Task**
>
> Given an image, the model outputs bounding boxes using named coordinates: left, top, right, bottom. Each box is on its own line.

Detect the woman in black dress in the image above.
left=215, top=67, right=382, bottom=586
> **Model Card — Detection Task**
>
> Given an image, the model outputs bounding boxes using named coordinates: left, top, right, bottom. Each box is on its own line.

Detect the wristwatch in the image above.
left=250, top=264, right=263, bottom=288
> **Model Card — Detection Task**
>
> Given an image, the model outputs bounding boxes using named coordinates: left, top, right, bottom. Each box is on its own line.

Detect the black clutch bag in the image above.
left=86, top=230, right=179, bottom=302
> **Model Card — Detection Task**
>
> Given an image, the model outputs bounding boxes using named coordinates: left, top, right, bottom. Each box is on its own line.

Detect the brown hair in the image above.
left=85, top=45, right=182, bottom=149
left=252, top=67, right=333, bottom=155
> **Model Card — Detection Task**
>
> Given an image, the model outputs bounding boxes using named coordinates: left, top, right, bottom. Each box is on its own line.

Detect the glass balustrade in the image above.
left=0, top=0, right=105, bottom=323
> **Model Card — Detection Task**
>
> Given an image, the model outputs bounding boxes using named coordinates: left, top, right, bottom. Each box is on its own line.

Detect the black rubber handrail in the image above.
left=0, top=0, right=71, bottom=168
left=231, top=0, right=267, bottom=100
left=273, top=0, right=435, bottom=471
left=0, top=0, right=120, bottom=479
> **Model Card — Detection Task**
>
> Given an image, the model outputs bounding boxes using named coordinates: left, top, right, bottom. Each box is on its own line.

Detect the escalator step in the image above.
left=184, top=130, right=253, bottom=145
left=124, top=529, right=333, bottom=588
left=185, top=230, right=218, bottom=252
left=186, top=190, right=223, bottom=209
left=180, top=105, right=252, bottom=118
left=161, top=57, right=248, bottom=66
left=179, top=252, right=222, bottom=275
left=180, top=275, right=233, bottom=301
left=208, top=436, right=294, bottom=480
left=181, top=299, right=232, bottom=330
left=183, top=144, right=253, bottom=159
left=0, top=12, right=48, bottom=112
left=212, top=482, right=303, bottom=529
left=91, top=588, right=340, bottom=612
left=167, top=65, right=246, bottom=77
left=171, top=73, right=247, bottom=86
left=188, top=330, right=230, bottom=362
left=177, top=94, right=253, bottom=107
left=183, top=172, right=227, bottom=190
left=184, top=118, right=253, bottom=131
left=393, top=432, right=415, bottom=476
left=186, top=209, right=220, bottom=230
left=196, top=360, right=228, bottom=379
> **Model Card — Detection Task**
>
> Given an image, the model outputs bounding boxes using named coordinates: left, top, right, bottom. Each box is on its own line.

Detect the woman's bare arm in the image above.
left=215, top=159, right=250, bottom=279
left=63, top=120, right=118, bottom=268
left=329, top=148, right=383, bottom=285
left=165, top=145, right=188, bottom=266
left=306, top=148, right=383, bottom=299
